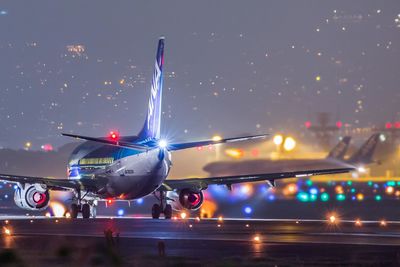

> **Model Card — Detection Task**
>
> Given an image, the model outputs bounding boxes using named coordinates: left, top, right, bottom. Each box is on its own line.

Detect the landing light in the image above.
left=357, top=167, right=366, bottom=173
left=158, top=139, right=168, bottom=149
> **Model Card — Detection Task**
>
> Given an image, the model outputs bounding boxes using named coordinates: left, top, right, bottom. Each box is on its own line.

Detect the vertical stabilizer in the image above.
left=347, top=133, right=380, bottom=164
left=138, top=37, right=165, bottom=141
left=327, top=136, right=351, bottom=160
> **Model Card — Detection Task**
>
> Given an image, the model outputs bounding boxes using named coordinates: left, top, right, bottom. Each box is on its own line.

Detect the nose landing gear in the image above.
left=152, top=191, right=172, bottom=219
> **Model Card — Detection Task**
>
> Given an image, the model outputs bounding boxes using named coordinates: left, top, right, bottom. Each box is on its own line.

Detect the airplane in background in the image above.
left=203, top=134, right=381, bottom=177
left=0, top=38, right=354, bottom=219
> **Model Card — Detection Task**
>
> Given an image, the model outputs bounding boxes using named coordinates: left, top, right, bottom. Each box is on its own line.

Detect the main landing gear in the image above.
left=152, top=191, right=172, bottom=219
left=70, top=190, right=97, bottom=219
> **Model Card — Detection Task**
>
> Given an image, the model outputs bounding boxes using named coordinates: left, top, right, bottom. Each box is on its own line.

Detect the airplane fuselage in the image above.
left=67, top=140, right=171, bottom=200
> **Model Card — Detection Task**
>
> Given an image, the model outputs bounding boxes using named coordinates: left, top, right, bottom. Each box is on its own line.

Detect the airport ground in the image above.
left=1, top=217, right=400, bottom=266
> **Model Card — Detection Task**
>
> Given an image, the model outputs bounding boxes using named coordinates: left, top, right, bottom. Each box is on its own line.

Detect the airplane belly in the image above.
left=104, top=150, right=169, bottom=199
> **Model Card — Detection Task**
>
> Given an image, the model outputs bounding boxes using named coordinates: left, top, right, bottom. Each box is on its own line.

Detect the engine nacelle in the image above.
left=14, top=183, right=50, bottom=211
left=167, top=189, right=204, bottom=211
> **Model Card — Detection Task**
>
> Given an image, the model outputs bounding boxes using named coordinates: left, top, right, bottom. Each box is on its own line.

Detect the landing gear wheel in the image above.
left=164, top=204, right=172, bottom=219
left=82, top=203, right=91, bottom=219
left=152, top=204, right=161, bottom=219
left=70, top=204, right=79, bottom=219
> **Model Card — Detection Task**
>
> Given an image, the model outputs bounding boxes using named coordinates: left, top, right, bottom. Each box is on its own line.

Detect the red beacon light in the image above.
left=385, top=122, right=393, bottom=129
left=109, top=131, right=119, bottom=140
left=305, top=121, right=312, bottom=129
left=395, top=122, right=400, bottom=129
left=336, top=121, right=343, bottom=129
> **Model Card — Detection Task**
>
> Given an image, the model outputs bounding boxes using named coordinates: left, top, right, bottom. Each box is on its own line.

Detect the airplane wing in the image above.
left=0, top=173, right=104, bottom=191
left=168, top=134, right=268, bottom=151
left=161, top=167, right=354, bottom=191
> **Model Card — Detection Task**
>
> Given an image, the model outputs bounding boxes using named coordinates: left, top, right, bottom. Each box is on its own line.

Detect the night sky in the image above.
left=0, top=1, right=399, bottom=149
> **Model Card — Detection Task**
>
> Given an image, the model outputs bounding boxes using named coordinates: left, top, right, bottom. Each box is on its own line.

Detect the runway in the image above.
left=1, top=217, right=400, bottom=265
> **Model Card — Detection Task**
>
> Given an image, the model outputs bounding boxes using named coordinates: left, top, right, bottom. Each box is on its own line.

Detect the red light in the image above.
left=395, top=122, right=400, bottom=129
left=196, top=146, right=203, bottom=151
left=305, top=121, right=312, bottom=128
left=107, top=199, right=113, bottom=204
left=41, top=144, right=53, bottom=151
left=385, top=122, right=393, bottom=129
left=336, top=121, right=343, bottom=129
left=109, top=131, right=119, bottom=140
left=251, top=149, right=260, bottom=157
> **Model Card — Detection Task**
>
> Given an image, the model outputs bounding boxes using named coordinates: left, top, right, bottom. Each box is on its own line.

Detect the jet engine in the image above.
left=14, top=183, right=50, bottom=211
left=166, top=189, right=204, bottom=211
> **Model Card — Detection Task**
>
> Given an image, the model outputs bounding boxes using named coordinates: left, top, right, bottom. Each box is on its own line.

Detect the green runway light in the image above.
left=397, top=181, right=400, bottom=186
left=309, top=194, right=317, bottom=202
left=297, top=192, right=309, bottom=202
left=306, top=180, right=313, bottom=186
left=375, top=195, right=382, bottom=201
left=336, top=194, right=346, bottom=201
left=387, top=181, right=395, bottom=187
left=368, top=181, right=373, bottom=186
left=347, top=181, right=352, bottom=186
left=320, top=192, right=330, bottom=202
left=351, top=188, right=356, bottom=193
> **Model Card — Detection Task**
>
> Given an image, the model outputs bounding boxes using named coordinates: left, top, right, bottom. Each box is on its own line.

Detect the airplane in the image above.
left=203, top=134, right=381, bottom=177
left=0, top=37, right=354, bottom=219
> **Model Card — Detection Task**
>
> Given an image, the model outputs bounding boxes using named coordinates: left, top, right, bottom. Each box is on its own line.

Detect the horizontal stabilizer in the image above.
left=168, top=134, right=268, bottom=151
left=62, top=133, right=150, bottom=151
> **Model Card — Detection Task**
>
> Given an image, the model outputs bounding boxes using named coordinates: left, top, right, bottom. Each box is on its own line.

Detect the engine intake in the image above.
left=14, top=183, right=50, bottom=211
left=167, top=189, right=204, bottom=211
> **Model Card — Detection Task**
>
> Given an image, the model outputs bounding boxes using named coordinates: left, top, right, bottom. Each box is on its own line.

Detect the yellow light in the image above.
left=65, top=212, right=71, bottom=219
left=273, top=135, right=283, bottom=146
left=356, top=193, right=364, bottom=201
left=386, top=186, right=394, bottom=194
left=50, top=202, right=66, bottom=218
left=355, top=219, right=362, bottom=226
left=3, top=227, right=11, bottom=236
left=327, top=213, right=339, bottom=224
left=45, top=212, right=51, bottom=218
left=212, top=135, right=222, bottom=142
left=180, top=212, right=187, bottom=220
left=253, top=235, right=261, bottom=242
left=25, top=142, right=31, bottom=148
left=335, top=185, right=344, bottom=194
left=315, top=75, right=321, bottom=81
left=225, top=149, right=244, bottom=159
left=380, top=220, right=387, bottom=226
left=218, top=216, right=223, bottom=222
left=119, top=79, right=125, bottom=85
left=283, top=137, right=296, bottom=151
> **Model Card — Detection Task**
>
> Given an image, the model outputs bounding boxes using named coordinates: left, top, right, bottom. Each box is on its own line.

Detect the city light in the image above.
left=225, top=149, right=244, bottom=159
left=180, top=212, right=187, bottom=219
left=283, top=137, right=296, bottom=151
left=273, top=134, right=283, bottom=146
left=212, top=135, right=222, bottom=142
left=355, top=219, right=362, bottom=226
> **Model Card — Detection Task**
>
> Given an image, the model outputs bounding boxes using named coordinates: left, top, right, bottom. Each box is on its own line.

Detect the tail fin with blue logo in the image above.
left=137, top=37, right=165, bottom=141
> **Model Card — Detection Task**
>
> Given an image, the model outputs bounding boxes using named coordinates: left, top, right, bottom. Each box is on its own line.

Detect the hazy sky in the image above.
left=0, top=1, right=399, bottom=149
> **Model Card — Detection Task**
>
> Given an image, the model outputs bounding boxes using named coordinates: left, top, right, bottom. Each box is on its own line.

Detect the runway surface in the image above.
left=1, top=217, right=400, bottom=265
